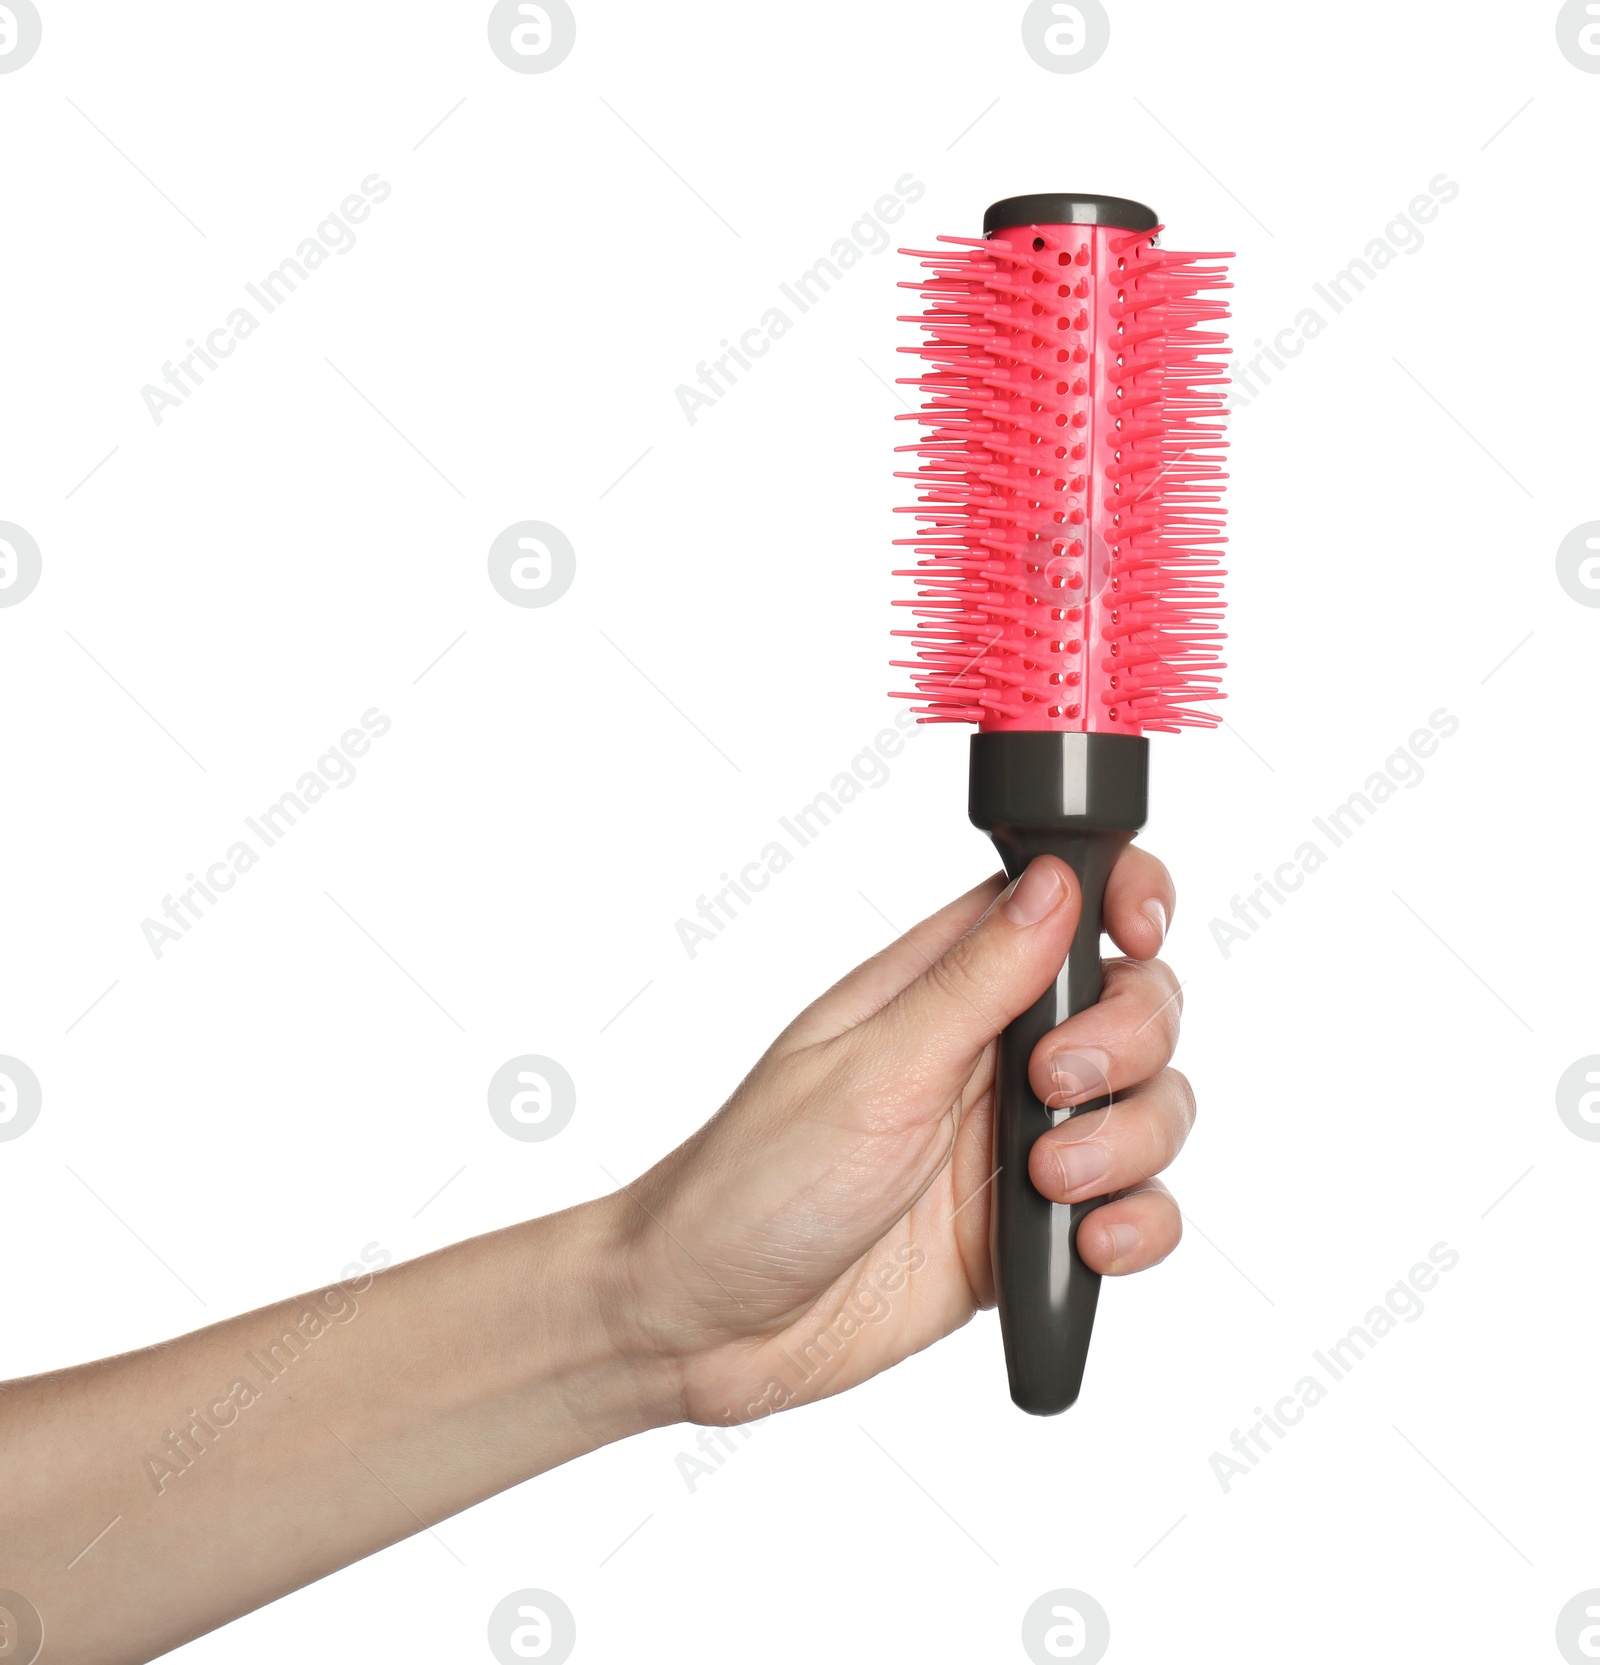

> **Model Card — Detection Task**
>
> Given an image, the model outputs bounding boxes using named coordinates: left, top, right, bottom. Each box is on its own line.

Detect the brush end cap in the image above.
left=983, top=193, right=1158, bottom=234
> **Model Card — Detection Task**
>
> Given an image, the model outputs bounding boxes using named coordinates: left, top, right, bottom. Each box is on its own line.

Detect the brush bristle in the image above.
left=891, top=220, right=1232, bottom=733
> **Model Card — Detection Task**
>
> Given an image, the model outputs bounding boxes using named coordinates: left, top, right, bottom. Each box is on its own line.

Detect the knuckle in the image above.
left=1165, top=1067, right=1198, bottom=1132
left=1141, top=972, right=1184, bottom=1054
left=923, top=957, right=967, bottom=1014
left=1104, top=959, right=1183, bottom=1056
left=1145, top=956, right=1183, bottom=1017
left=928, top=932, right=986, bottom=1008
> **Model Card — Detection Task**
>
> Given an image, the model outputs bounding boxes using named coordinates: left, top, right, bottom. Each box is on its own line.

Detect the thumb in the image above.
left=866, top=856, right=1081, bottom=1081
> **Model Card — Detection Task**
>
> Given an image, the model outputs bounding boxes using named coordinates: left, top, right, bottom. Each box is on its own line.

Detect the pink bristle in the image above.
left=892, top=218, right=1232, bottom=733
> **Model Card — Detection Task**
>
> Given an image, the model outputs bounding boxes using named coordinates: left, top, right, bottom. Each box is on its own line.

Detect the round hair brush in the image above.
left=892, top=194, right=1232, bottom=1413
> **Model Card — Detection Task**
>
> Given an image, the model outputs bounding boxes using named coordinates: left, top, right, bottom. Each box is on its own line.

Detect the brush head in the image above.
left=892, top=196, right=1232, bottom=734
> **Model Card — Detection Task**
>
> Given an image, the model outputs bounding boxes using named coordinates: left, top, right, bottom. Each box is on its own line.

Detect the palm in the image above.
left=666, top=1045, right=1001, bottom=1424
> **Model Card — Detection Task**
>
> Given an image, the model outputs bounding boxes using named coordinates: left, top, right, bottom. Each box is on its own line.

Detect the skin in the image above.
left=0, top=850, right=1193, bottom=1663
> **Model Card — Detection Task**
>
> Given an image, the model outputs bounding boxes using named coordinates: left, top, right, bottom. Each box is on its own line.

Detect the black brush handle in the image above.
left=969, top=732, right=1149, bottom=1414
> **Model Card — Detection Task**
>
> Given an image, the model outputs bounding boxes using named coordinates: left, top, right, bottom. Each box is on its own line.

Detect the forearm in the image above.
left=0, top=1195, right=677, bottom=1663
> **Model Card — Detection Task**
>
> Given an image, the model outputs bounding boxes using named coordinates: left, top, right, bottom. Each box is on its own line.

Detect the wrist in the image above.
left=532, top=1191, right=690, bottom=1437
left=597, top=1179, right=770, bottom=1427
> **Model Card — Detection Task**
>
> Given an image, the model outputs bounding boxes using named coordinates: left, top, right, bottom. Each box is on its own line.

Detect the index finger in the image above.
left=1104, top=844, right=1175, bottom=961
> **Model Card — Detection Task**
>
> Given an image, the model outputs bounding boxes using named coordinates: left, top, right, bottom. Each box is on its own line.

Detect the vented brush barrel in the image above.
left=969, top=731, right=1149, bottom=1414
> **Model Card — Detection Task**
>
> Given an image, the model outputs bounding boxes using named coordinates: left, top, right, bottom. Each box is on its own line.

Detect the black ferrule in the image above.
left=983, top=193, right=1158, bottom=235
left=969, top=731, right=1150, bottom=1414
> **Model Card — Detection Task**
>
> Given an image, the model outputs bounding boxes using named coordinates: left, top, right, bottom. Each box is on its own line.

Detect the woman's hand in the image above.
left=615, top=850, right=1196, bottom=1424
left=1, top=847, right=1195, bottom=1662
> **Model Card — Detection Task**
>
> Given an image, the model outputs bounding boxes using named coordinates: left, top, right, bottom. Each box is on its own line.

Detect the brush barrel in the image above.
left=969, top=731, right=1149, bottom=1414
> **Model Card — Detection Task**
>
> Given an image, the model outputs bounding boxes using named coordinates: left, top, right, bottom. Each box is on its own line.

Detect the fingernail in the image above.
left=1141, top=897, right=1167, bottom=946
left=1054, top=1140, right=1109, bottom=1197
left=1102, top=1223, right=1140, bottom=1264
left=1051, top=1046, right=1112, bottom=1104
left=1003, top=860, right=1063, bottom=926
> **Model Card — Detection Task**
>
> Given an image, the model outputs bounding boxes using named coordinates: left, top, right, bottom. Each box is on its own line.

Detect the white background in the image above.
left=2, top=1, right=1597, bottom=1660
